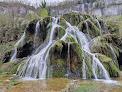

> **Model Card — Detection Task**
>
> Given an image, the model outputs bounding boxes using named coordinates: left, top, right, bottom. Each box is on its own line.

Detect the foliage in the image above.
left=40, top=0, right=51, bottom=16
left=40, top=8, right=48, bottom=18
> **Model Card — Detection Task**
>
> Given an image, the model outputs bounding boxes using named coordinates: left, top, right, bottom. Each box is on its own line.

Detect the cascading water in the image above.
left=17, top=17, right=61, bottom=79
left=96, top=19, right=102, bottom=35
left=103, top=20, right=109, bottom=34
left=33, top=21, right=40, bottom=47
left=82, top=54, right=87, bottom=79
left=10, top=32, right=26, bottom=62
left=60, top=21, right=110, bottom=80
left=85, top=20, right=92, bottom=41
left=14, top=16, right=112, bottom=81
left=109, top=46, right=119, bottom=68
left=67, top=42, right=71, bottom=73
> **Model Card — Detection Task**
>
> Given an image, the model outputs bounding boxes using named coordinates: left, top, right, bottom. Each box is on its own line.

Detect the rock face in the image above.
left=52, top=0, right=122, bottom=16
left=0, top=2, right=35, bottom=15
left=0, top=12, right=121, bottom=79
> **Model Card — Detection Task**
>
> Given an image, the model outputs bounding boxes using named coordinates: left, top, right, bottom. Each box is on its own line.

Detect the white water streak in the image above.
left=10, top=32, right=26, bottom=62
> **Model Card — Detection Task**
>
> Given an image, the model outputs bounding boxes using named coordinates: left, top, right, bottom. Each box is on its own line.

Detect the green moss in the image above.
left=106, top=20, right=121, bottom=35
left=10, top=64, right=20, bottom=74
left=65, top=36, right=77, bottom=43
left=73, top=82, right=98, bottom=92
left=83, top=51, right=94, bottom=79
left=59, top=17, right=67, bottom=29
left=98, top=53, right=120, bottom=77
left=86, top=20, right=100, bottom=38
left=91, top=42, right=111, bottom=58
left=9, top=82, right=22, bottom=86
left=62, top=12, right=81, bottom=26
left=0, top=72, right=8, bottom=77
left=97, top=53, right=112, bottom=63
left=52, top=66, right=66, bottom=77
left=90, top=19, right=97, bottom=26
left=82, top=14, right=91, bottom=20
left=77, top=21, right=87, bottom=33
left=0, top=60, right=22, bottom=73
left=0, top=80, right=3, bottom=83
left=54, top=27, right=65, bottom=40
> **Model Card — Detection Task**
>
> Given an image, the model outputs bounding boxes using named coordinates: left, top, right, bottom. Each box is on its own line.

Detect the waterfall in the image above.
left=10, top=32, right=26, bottom=62
left=67, top=42, right=71, bottom=73
left=33, top=21, right=40, bottom=47
left=82, top=54, right=87, bottom=79
left=17, top=17, right=61, bottom=79
left=103, top=20, right=109, bottom=34
left=96, top=19, right=102, bottom=35
left=85, top=21, right=92, bottom=41
left=61, top=22, right=110, bottom=80
left=14, top=16, right=111, bottom=81
left=109, top=46, right=119, bottom=68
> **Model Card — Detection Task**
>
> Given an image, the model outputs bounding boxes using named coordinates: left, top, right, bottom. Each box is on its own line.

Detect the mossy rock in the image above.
left=91, top=42, right=111, bottom=58
left=77, top=21, right=87, bottom=33
left=107, top=25, right=116, bottom=34
left=100, top=34, right=122, bottom=48
left=50, top=40, right=83, bottom=77
left=90, top=19, right=97, bottom=27
left=59, top=17, right=67, bottom=29
left=97, top=53, right=120, bottom=77
left=106, top=20, right=120, bottom=35
left=0, top=41, right=16, bottom=65
left=65, top=36, right=77, bottom=43
left=50, top=65, right=67, bottom=78
left=83, top=51, right=94, bottom=79
left=91, top=34, right=122, bottom=59
left=82, top=14, right=91, bottom=20
left=0, top=60, right=24, bottom=74
left=62, top=12, right=81, bottom=26
left=70, top=42, right=82, bottom=73
left=26, top=19, right=39, bottom=35
left=85, top=19, right=100, bottom=38
left=17, top=17, right=52, bottom=58
left=53, top=27, right=65, bottom=40
left=17, top=42, right=33, bottom=58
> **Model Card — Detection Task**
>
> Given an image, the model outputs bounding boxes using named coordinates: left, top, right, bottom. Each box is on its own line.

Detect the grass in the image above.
left=73, top=82, right=98, bottom=92
left=0, top=72, right=8, bottom=77
left=0, top=80, right=3, bottom=83
left=9, top=82, right=22, bottom=86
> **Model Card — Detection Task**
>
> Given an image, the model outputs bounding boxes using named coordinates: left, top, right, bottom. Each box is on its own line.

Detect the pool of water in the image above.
left=0, top=75, right=122, bottom=92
